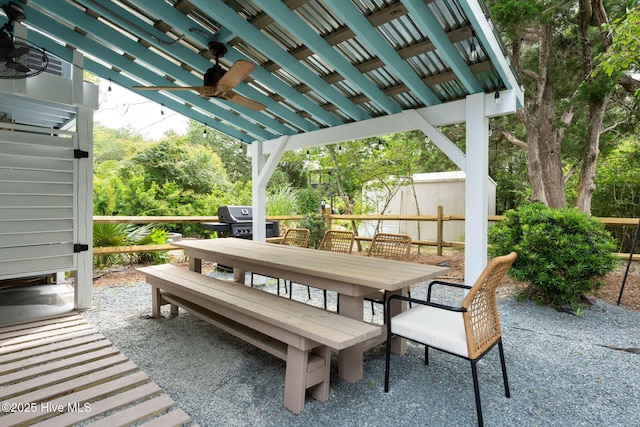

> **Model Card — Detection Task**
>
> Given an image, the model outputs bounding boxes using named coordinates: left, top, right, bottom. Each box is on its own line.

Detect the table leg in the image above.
left=233, top=267, right=246, bottom=284
left=337, top=294, right=364, bottom=383
left=387, top=288, right=408, bottom=356
left=189, top=257, right=202, bottom=273
left=151, top=285, right=161, bottom=318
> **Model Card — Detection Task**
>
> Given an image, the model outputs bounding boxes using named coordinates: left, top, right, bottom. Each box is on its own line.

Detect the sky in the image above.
left=93, top=79, right=189, bottom=140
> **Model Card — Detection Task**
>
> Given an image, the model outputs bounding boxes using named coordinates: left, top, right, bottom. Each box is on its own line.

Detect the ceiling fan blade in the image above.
left=133, top=85, right=229, bottom=98
left=6, top=61, right=30, bottom=73
left=226, top=91, right=266, bottom=111
left=217, top=60, right=255, bottom=91
left=8, top=46, right=29, bottom=58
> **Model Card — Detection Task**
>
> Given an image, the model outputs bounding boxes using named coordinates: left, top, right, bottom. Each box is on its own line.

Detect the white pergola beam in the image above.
left=250, top=91, right=517, bottom=282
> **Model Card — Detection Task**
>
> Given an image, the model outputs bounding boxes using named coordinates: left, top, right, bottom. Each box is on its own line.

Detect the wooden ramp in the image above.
left=0, top=313, right=193, bottom=427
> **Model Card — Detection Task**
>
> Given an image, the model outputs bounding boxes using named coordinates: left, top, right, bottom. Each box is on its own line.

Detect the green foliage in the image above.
left=266, top=186, right=298, bottom=216
left=93, top=223, right=166, bottom=268
left=597, top=5, right=640, bottom=99
left=298, top=214, right=327, bottom=249
left=131, top=138, right=229, bottom=194
left=295, top=187, right=322, bottom=215
left=489, top=203, right=617, bottom=306
left=591, top=139, right=640, bottom=251
left=186, top=120, right=251, bottom=182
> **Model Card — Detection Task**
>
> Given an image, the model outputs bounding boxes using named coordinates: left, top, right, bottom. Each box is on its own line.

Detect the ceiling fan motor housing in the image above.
left=204, top=64, right=226, bottom=86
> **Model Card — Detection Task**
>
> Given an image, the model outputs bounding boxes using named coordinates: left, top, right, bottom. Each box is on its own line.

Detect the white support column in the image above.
left=249, top=136, right=290, bottom=242
left=464, top=93, right=489, bottom=284
left=249, top=141, right=267, bottom=242
left=74, top=107, right=93, bottom=310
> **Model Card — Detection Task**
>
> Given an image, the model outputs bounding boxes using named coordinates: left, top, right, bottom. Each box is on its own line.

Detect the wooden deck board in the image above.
left=0, top=313, right=193, bottom=427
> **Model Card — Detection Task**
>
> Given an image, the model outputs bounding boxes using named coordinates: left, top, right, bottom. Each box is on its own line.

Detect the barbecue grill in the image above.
left=203, top=206, right=279, bottom=239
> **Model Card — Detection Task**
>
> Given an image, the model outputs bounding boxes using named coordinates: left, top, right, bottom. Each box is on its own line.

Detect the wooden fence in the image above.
left=92, top=209, right=640, bottom=261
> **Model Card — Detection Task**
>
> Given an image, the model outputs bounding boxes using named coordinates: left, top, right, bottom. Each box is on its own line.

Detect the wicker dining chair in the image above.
left=362, top=232, right=412, bottom=317
left=384, top=252, right=517, bottom=427
left=312, top=230, right=355, bottom=309
left=251, top=228, right=310, bottom=295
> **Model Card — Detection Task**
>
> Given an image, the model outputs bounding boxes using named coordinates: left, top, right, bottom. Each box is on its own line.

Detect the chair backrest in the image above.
left=281, top=228, right=310, bottom=248
left=366, top=233, right=412, bottom=261
left=319, top=230, right=355, bottom=254
left=461, top=251, right=517, bottom=359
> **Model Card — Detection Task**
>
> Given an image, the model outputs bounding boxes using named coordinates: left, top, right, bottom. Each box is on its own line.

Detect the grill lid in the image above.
left=217, top=205, right=252, bottom=223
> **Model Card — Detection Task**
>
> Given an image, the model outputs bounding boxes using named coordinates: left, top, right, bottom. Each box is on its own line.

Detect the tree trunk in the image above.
left=537, top=76, right=568, bottom=208
left=576, top=97, right=609, bottom=213
left=575, top=0, right=612, bottom=214
left=520, top=22, right=568, bottom=208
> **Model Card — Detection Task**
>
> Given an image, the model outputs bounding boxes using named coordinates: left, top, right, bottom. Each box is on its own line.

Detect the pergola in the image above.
left=0, top=0, right=522, bottom=307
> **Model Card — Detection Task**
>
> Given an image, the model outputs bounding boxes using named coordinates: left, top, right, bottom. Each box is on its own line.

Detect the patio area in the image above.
left=77, top=273, right=639, bottom=426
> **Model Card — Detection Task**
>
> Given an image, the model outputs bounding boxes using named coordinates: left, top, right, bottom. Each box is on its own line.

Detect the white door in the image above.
left=0, top=126, right=78, bottom=280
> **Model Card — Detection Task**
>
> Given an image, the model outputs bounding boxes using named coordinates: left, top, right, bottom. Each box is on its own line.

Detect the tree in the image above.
left=185, top=120, right=252, bottom=183
left=131, top=137, right=230, bottom=195
left=487, top=0, right=633, bottom=213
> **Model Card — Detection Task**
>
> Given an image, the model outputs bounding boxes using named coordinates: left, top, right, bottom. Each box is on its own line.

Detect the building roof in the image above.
left=1, top=0, right=522, bottom=143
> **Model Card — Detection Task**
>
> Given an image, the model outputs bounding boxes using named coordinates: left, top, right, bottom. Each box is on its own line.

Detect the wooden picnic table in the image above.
left=172, top=237, right=450, bottom=383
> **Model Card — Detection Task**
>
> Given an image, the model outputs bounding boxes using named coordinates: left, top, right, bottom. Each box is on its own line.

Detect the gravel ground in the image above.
left=82, top=269, right=640, bottom=427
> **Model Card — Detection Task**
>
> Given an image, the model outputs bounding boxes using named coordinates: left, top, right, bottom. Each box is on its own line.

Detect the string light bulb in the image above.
left=338, top=144, right=342, bottom=153
left=469, top=40, right=477, bottom=61
left=377, top=139, right=384, bottom=150
left=160, top=103, right=164, bottom=115
left=107, top=78, right=112, bottom=92
left=202, top=125, right=207, bottom=138
left=494, top=90, right=500, bottom=105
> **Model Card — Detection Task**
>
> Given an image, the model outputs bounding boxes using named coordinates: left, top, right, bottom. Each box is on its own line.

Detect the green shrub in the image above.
left=295, top=187, right=322, bottom=215
left=488, top=203, right=617, bottom=306
left=298, top=214, right=328, bottom=249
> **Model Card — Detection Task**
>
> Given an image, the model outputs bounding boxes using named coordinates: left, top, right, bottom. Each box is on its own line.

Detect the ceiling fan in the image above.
left=0, top=2, right=48, bottom=79
left=133, top=37, right=265, bottom=111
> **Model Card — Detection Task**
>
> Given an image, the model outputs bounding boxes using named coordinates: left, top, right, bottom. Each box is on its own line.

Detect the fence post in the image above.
left=437, top=205, right=444, bottom=256
left=323, top=207, right=332, bottom=230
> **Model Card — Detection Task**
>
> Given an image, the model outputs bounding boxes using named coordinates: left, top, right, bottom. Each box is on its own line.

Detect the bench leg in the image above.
left=307, top=346, right=330, bottom=403
left=170, top=304, right=179, bottom=316
left=284, top=345, right=308, bottom=415
left=152, top=285, right=162, bottom=318
left=189, top=257, right=202, bottom=273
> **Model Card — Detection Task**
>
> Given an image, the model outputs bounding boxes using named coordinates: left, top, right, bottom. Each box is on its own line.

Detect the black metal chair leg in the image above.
left=424, top=345, right=429, bottom=365
left=323, top=289, right=327, bottom=310
left=306, top=285, right=311, bottom=300
left=384, top=331, right=393, bottom=392
left=471, top=360, right=484, bottom=427
left=498, top=339, right=511, bottom=398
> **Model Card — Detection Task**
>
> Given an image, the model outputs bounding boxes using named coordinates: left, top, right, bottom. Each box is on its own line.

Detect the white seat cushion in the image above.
left=390, top=305, right=469, bottom=358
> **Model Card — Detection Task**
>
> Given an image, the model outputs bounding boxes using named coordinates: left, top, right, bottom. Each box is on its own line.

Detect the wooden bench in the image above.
left=136, top=264, right=381, bottom=414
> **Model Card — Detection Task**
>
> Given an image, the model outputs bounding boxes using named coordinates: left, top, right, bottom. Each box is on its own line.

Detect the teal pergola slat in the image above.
left=25, top=0, right=276, bottom=141
left=130, top=0, right=338, bottom=128
left=26, top=32, right=252, bottom=142
left=402, top=0, right=484, bottom=93
left=322, top=0, right=441, bottom=106
left=27, top=0, right=282, bottom=139
left=189, top=0, right=371, bottom=122
left=252, top=0, right=401, bottom=115
left=76, top=0, right=318, bottom=134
